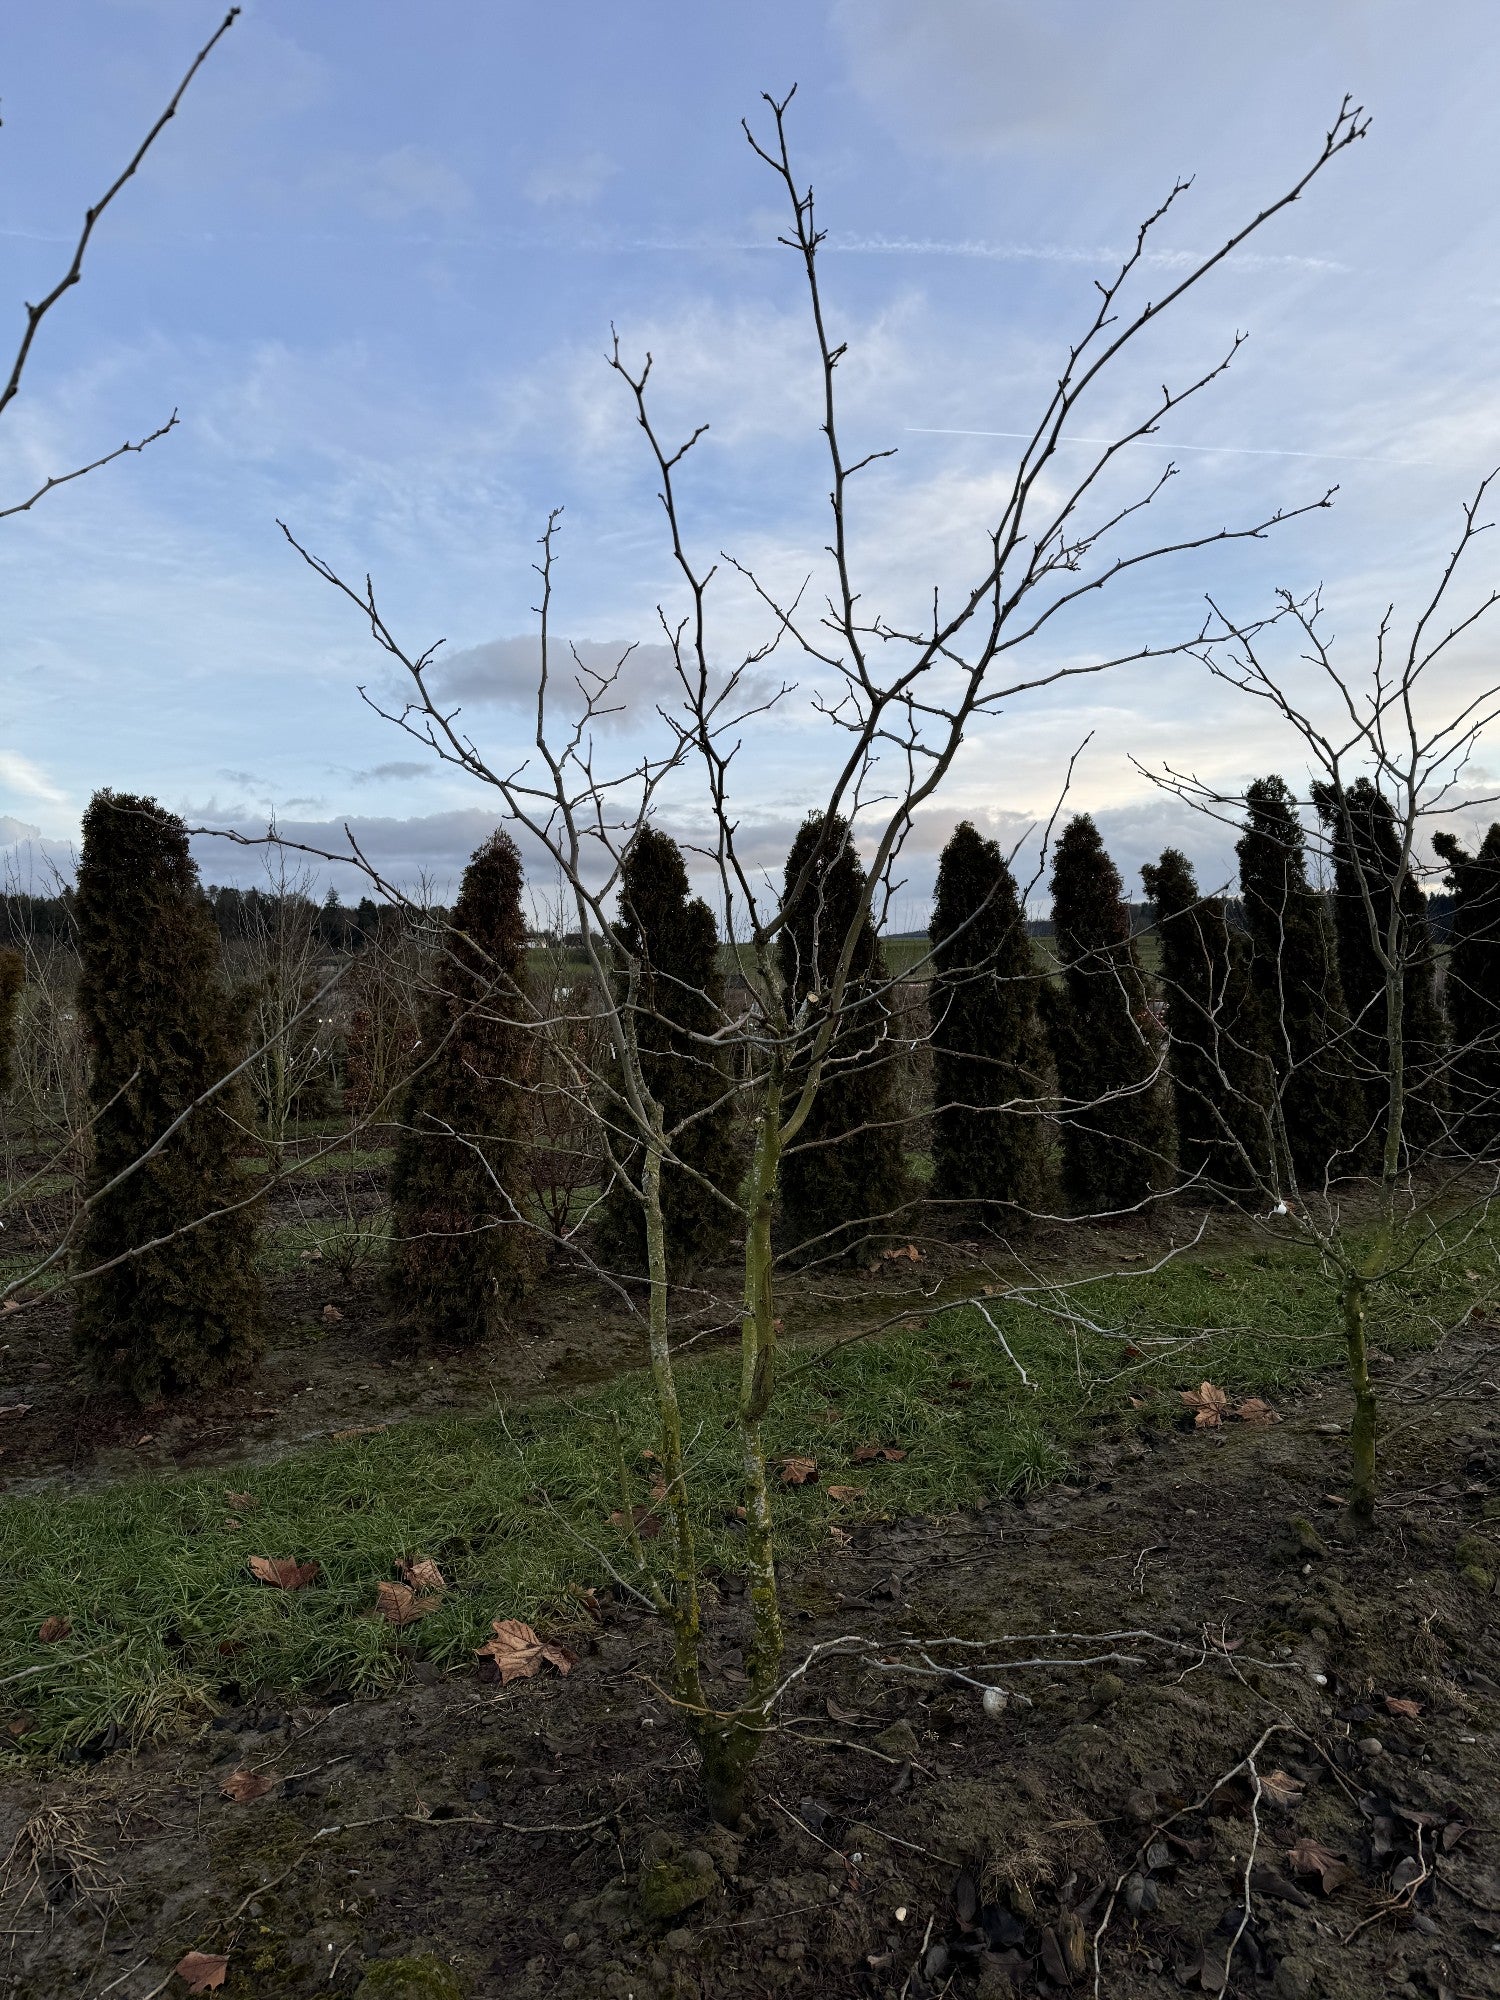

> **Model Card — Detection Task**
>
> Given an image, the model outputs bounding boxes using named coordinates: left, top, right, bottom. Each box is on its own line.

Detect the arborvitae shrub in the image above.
left=1237, top=776, right=1367, bottom=1182
left=0, top=948, right=22, bottom=1098
left=1312, top=778, right=1447, bottom=1153
left=387, top=830, right=534, bottom=1343
left=1040, top=815, right=1174, bottom=1211
left=1432, top=822, right=1500, bottom=1157
left=1141, top=848, right=1271, bottom=1201
left=777, top=814, right=908, bottom=1259
left=927, top=821, right=1051, bottom=1218
left=596, top=825, right=739, bottom=1278
left=73, top=792, right=262, bottom=1400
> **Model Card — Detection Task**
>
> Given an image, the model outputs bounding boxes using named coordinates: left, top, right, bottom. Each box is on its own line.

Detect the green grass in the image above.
left=0, top=1234, right=1484, bottom=1758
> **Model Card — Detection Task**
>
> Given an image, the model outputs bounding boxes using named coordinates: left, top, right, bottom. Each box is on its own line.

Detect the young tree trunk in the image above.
left=688, top=1072, right=786, bottom=1827
left=1340, top=1274, right=1377, bottom=1524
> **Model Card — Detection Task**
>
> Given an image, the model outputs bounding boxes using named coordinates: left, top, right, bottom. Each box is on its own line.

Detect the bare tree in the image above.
left=1140, top=473, right=1500, bottom=1519
left=270, top=91, right=1366, bottom=1818
left=0, top=9, right=239, bottom=519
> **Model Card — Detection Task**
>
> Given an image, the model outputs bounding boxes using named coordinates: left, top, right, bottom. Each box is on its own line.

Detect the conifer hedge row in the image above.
left=21, top=778, right=1498, bottom=1400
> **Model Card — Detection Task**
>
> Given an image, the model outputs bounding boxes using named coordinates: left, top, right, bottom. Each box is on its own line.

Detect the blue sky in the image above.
left=3, top=0, right=1499, bottom=916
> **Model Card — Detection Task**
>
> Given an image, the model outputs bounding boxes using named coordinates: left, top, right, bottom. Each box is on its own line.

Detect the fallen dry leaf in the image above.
left=826, top=1485, right=867, bottom=1503
left=247, top=1556, right=320, bottom=1591
left=329, top=1424, right=387, bottom=1441
left=1287, top=1835, right=1355, bottom=1894
left=174, top=1952, right=229, bottom=1994
left=828, top=1524, right=853, bottom=1549
left=1383, top=1695, right=1423, bottom=1720
left=607, top=1501, right=662, bottom=1541
left=0, top=1300, right=20, bottom=1316
left=225, top=1490, right=257, bottom=1513
left=851, top=1442, right=906, bottom=1464
left=321, top=1303, right=343, bottom=1324
left=219, top=1768, right=275, bottom=1804
left=374, top=1580, right=439, bottom=1626
left=474, top=1617, right=577, bottom=1683
left=780, top=1455, right=818, bottom=1486
left=397, top=1556, right=446, bottom=1594
left=1260, top=1769, right=1306, bottom=1809
left=37, top=1615, right=70, bottom=1644
left=0, top=1402, right=32, bottom=1418
left=1235, top=1397, right=1278, bottom=1426
left=1181, top=1382, right=1230, bottom=1428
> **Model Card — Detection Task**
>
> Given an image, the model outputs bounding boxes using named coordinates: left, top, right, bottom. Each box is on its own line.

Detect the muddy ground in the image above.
left=2, top=1327, right=1497, bottom=1999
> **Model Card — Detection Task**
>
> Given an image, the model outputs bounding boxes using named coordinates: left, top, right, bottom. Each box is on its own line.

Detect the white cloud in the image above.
left=313, top=144, right=472, bottom=224
left=0, top=752, right=68, bottom=807
left=523, top=149, right=616, bottom=208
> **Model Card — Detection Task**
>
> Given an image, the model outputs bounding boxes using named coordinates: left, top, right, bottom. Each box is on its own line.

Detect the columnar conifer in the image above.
left=1311, top=778, right=1447, bottom=1153
left=387, top=829, right=533, bottom=1342
left=597, top=825, right=739, bottom=1277
left=1236, top=776, right=1366, bottom=1181
left=73, top=792, right=261, bottom=1399
left=777, top=814, right=908, bottom=1258
left=1432, top=822, right=1500, bottom=1157
left=928, top=821, right=1051, bottom=1216
left=0, top=948, right=22, bottom=1098
left=1040, top=815, right=1173, bottom=1210
left=1141, top=847, right=1270, bottom=1200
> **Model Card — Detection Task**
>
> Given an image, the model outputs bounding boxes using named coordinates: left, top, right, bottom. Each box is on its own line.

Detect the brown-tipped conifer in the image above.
left=1433, top=822, right=1500, bottom=1158
left=777, top=814, right=908, bottom=1259
left=1040, top=815, right=1174, bottom=1210
left=73, top=792, right=261, bottom=1400
left=928, top=821, right=1051, bottom=1218
left=597, top=825, right=739, bottom=1278
left=387, top=830, right=534, bottom=1342
left=1141, top=847, right=1271, bottom=1201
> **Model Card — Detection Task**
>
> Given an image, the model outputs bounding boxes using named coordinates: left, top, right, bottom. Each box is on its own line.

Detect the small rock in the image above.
left=873, top=1718, right=920, bottom=1759
left=637, top=1845, right=720, bottom=1924
left=1357, top=1736, right=1384, bottom=1757
left=352, top=1955, right=467, bottom=2000
left=1090, top=1672, right=1126, bottom=1709
left=562, top=1933, right=580, bottom=1952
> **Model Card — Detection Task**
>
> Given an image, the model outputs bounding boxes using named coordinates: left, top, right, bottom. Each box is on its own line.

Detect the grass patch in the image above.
left=0, top=1232, right=1484, bottom=1758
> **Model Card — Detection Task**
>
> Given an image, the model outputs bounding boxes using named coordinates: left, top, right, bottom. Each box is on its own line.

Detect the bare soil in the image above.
left=3, top=1327, right=1497, bottom=2000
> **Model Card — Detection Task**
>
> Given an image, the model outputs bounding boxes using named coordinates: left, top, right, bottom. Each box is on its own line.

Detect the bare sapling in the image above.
left=1143, top=473, right=1500, bottom=1518
left=275, top=90, right=1366, bottom=1817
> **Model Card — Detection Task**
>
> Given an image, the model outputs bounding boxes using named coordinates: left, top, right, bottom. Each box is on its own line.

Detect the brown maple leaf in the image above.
left=1235, top=1397, right=1278, bottom=1426
left=174, top=1951, right=229, bottom=1994
left=1287, top=1835, right=1355, bottom=1894
left=321, top=1304, right=343, bottom=1324
left=826, top=1485, right=867, bottom=1503
left=1259, top=1768, right=1306, bottom=1809
left=37, top=1615, right=71, bottom=1644
left=851, top=1442, right=906, bottom=1464
left=474, top=1617, right=578, bottom=1683
left=1383, top=1694, right=1422, bottom=1719
left=247, top=1556, right=320, bottom=1590
left=397, top=1556, right=446, bottom=1594
left=374, top=1580, right=439, bottom=1626
left=225, top=1490, right=258, bottom=1513
left=219, top=1768, right=275, bottom=1804
left=1180, top=1381, right=1230, bottom=1428
left=780, top=1455, right=818, bottom=1485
